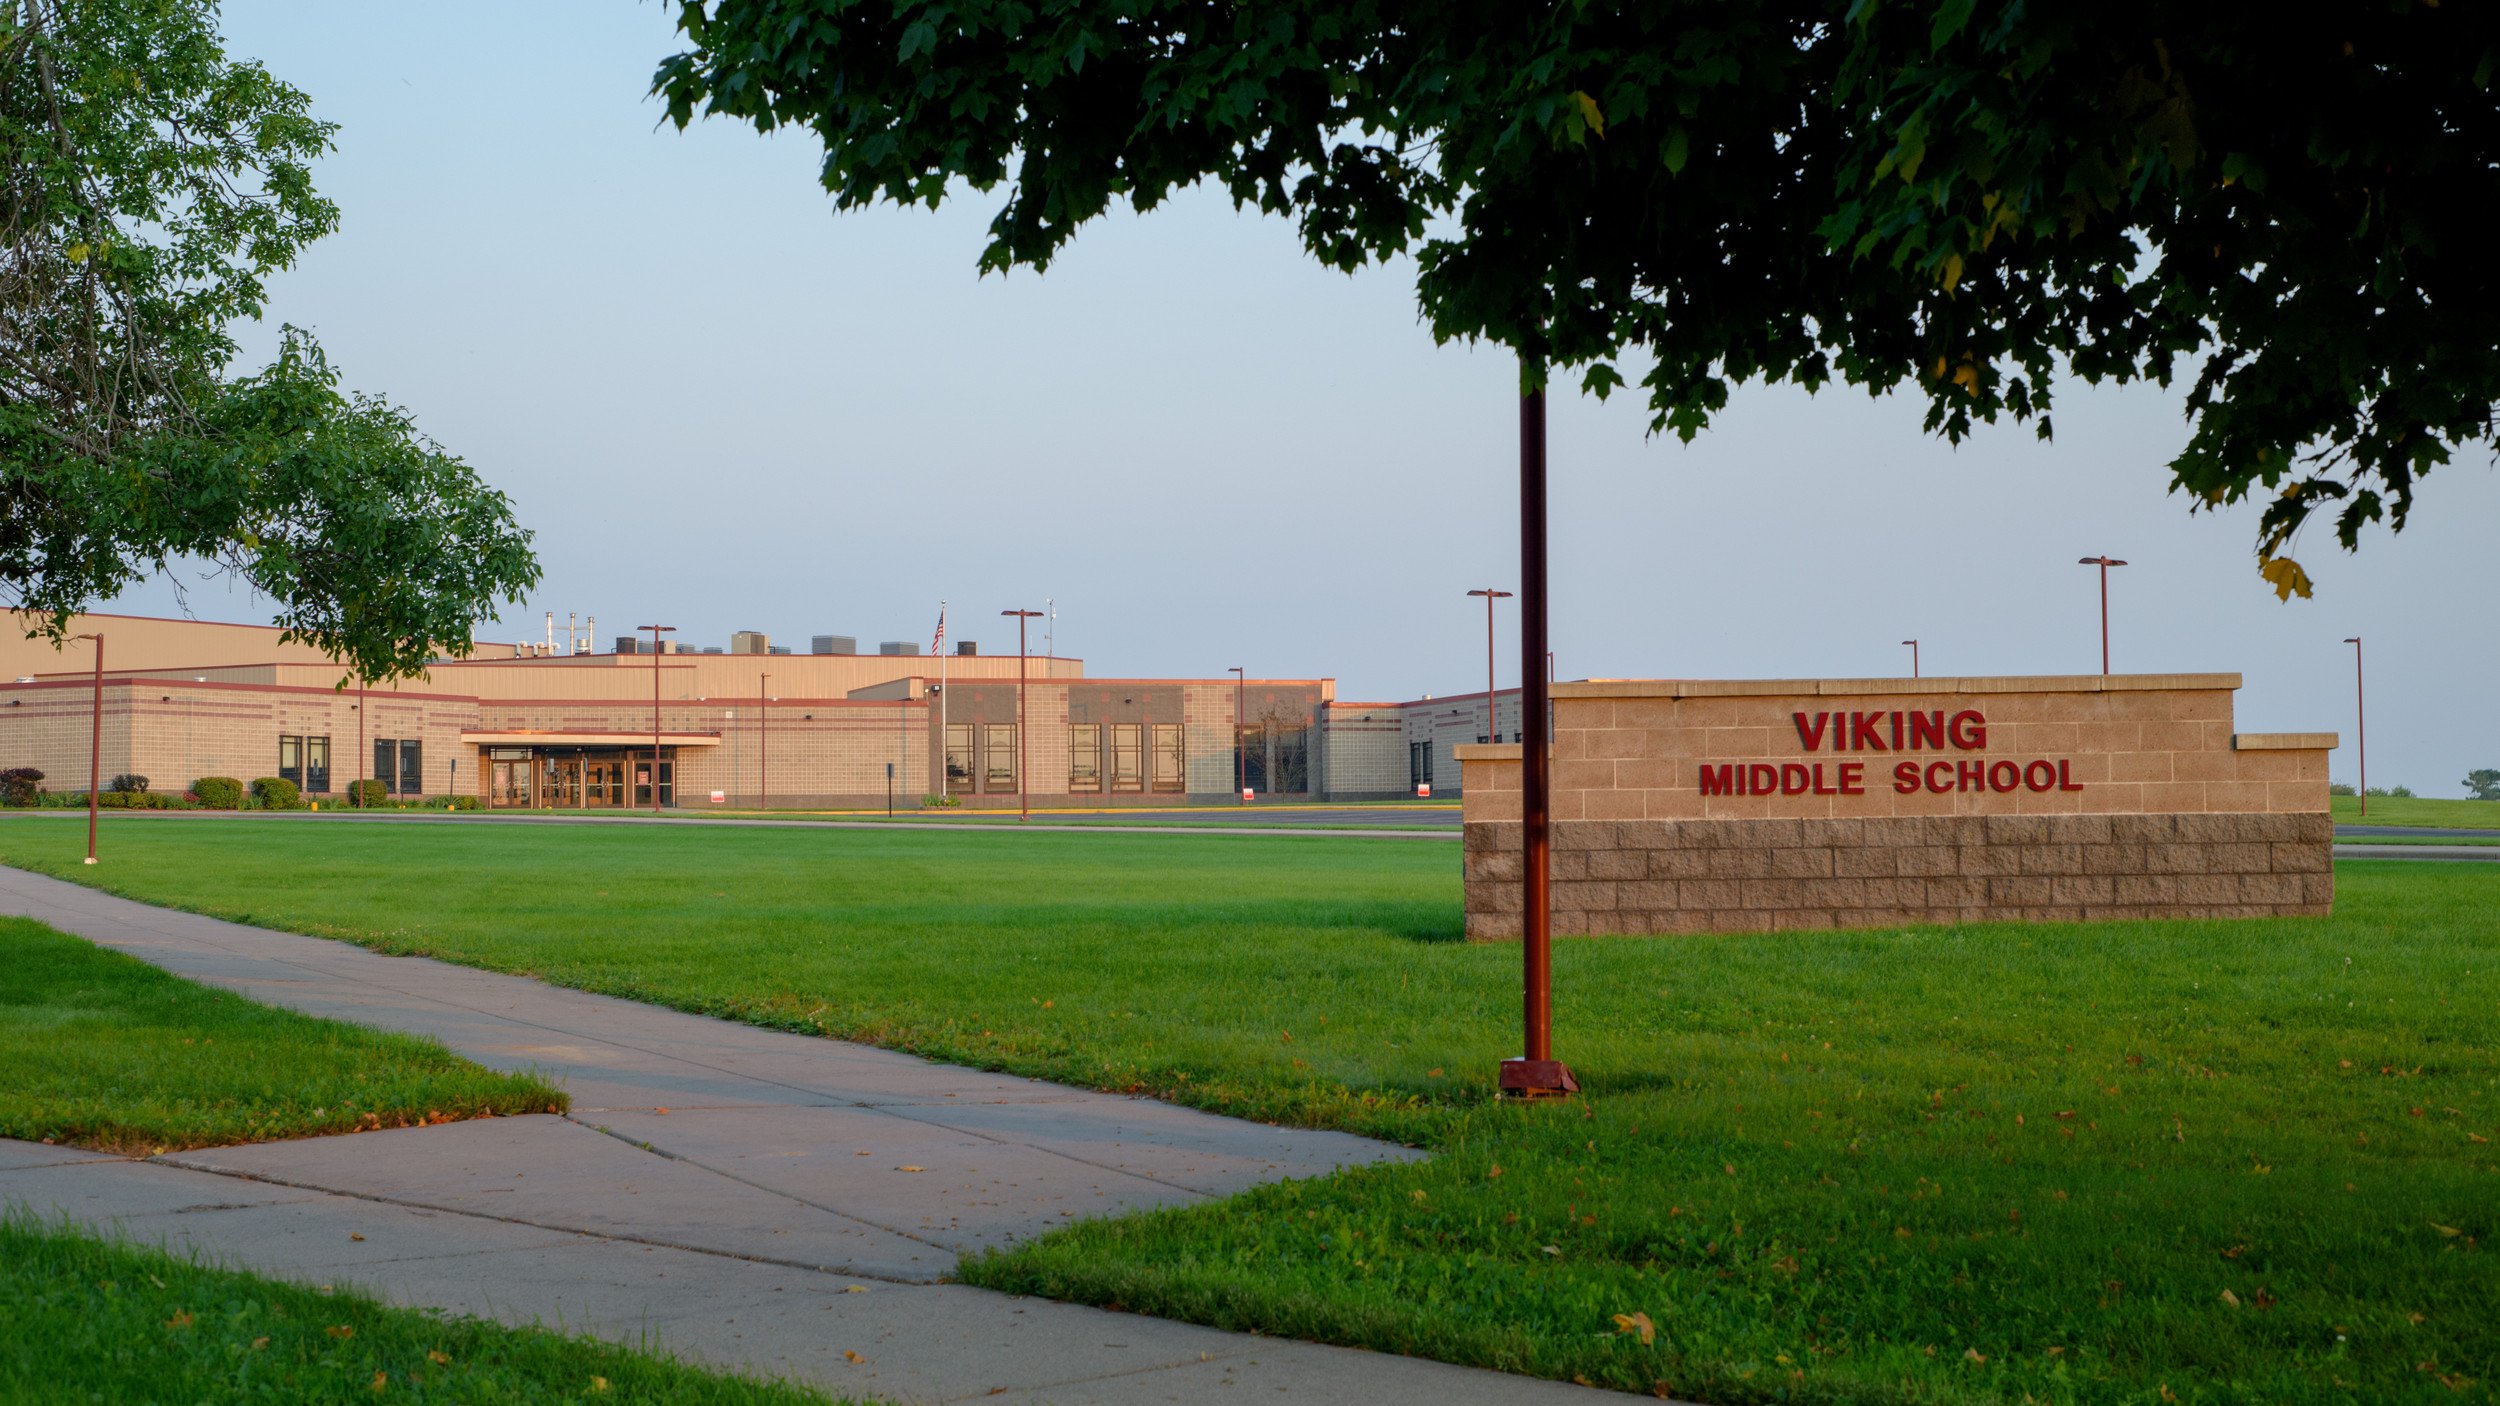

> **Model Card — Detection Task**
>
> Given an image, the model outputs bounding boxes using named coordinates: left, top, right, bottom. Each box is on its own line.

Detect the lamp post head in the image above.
left=1000, top=609, right=1042, bottom=619
left=2077, top=556, right=2128, bottom=568
left=1467, top=588, right=1514, bottom=600
left=1900, top=639, right=1916, bottom=646
left=2343, top=636, right=2362, bottom=645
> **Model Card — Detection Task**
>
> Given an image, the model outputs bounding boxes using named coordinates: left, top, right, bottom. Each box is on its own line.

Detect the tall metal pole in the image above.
left=1903, top=639, right=1919, bottom=678
left=74, top=633, right=100, bottom=864
left=759, top=671, right=769, bottom=811
left=1501, top=370, right=1573, bottom=1098
left=2078, top=557, right=2127, bottom=674
left=1469, top=589, right=1513, bottom=742
left=641, top=625, right=673, bottom=812
left=1229, top=666, right=1245, bottom=802
left=2344, top=636, right=2366, bottom=818
left=355, top=678, right=366, bottom=805
left=1003, top=609, right=1041, bottom=823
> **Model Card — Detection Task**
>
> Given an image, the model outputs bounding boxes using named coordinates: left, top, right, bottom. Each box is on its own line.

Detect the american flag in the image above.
left=930, top=601, right=946, bottom=657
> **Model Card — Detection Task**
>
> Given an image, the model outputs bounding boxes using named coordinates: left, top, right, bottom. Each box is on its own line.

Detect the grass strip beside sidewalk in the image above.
left=0, top=1213, right=844, bottom=1405
left=0, top=917, right=563, bottom=1153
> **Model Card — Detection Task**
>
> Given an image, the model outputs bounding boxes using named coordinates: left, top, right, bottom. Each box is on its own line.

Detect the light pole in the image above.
left=70, top=632, right=100, bottom=864
left=1468, top=588, right=1512, bottom=743
left=1902, top=639, right=1920, bottom=679
left=1228, top=666, right=1245, bottom=803
left=640, top=625, right=673, bottom=812
left=2344, top=636, right=2366, bottom=818
left=1002, top=609, right=1042, bottom=823
left=759, top=670, right=770, bottom=811
left=2078, top=556, right=2127, bottom=674
left=354, top=677, right=366, bottom=805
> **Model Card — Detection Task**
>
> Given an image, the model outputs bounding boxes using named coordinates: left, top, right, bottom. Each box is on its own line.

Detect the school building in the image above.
left=0, top=612, right=1527, bottom=808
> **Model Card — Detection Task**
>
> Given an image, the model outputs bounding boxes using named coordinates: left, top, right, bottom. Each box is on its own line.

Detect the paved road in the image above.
left=0, top=866, right=1599, bottom=1405
left=2336, top=825, right=2500, bottom=840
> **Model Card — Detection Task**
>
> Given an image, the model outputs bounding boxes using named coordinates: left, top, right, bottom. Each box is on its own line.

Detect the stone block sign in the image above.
left=1456, top=674, right=2336, bottom=940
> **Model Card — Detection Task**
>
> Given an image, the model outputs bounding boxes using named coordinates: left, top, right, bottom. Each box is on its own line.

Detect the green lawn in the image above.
left=0, top=916, right=564, bottom=1153
left=0, top=1212, right=844, bottom=1404
left=2, top=817, right=2493, bottom=1404
left=2332, top=794, right=2500, bottom=831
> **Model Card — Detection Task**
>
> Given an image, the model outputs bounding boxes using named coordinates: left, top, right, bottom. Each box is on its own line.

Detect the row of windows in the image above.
left=276, top=734, right=422, bottom=794
left=936, top=723, right=1308, bottom=795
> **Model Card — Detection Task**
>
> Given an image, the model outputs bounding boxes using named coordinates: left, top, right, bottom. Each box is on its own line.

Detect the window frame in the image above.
left=1108, top=723, right=1143, bottom=793
left=1067, top=722, right=1101, bottom=793
left=1150, top=724, right=1186, bottom=793
left=982, top=723, right=1017, bottom=791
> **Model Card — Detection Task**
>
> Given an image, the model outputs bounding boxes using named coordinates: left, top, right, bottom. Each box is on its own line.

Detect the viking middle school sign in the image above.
left=1455, top=674, right=2335, bottom=939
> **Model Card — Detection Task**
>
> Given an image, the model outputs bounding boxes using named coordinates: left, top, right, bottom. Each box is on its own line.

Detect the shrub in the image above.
left=2328, top=781, right=2357, bottom=797
left=921, top=794, right=962, bottom=808
left=347, top=779, right=388, bottom=808
left=2364, top=784, right=2416, bottom=799
left=190, top=777, right=244, bottom=809
left=424, top=794, right=480, bottom=811
left=0, top=767, right=42, bottom=807
left=250, top=776, right=301, bottom=810
left=106, top=773, right=149, bottom=794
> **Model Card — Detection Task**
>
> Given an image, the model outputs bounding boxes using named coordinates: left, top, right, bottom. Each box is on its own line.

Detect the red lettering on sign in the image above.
left=1949, top=710, right=1988, bottom=749
left=1908, top=711, right=1946, bottom=751
left=1957, top=759, right=1986, bottom=792
left=1893, top=761, right=1920, bottom=794
left=2024, top=760, right=2056, bottom=792
left=1889, top=711, right=1904, bottom=750
left=1792, top=712, right=1832, bottom=750
left=1924, top=760, right=1954, bottom=793
left=1988, top=760, right=2020, bottom=792
left=1849, top=712, right=1888, bottom=750
left=1699, top=764, right=1735, bottom=796
left=1840, top=762, right=1866, bottom=795
left=1812, top=764, right=1837, bottom=795
left=1780, top=763, right=1811, bottom=795
left=2058, top=758, right=2084, bottom=792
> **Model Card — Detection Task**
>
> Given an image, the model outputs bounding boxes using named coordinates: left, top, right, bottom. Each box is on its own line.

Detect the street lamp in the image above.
left=1902, top=639, right=1919, bottom=679
left=1002, top=609, right=1042, bottom=823
left=2344, top=636, right=2366, bottom=819
left=759, top=670, right=770, bottom=812
left=2077, top=557, right=2128, bottom=674
left=1468, top=588, right=1513, bottom=743
left=1228, top=666, right=1245, bottom=804
left=640, top=625, right=674, bottom=812
left=70, top=632, right=100, bottom=864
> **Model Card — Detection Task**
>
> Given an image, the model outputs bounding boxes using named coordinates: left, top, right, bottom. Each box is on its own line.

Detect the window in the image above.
left=631, top=752, right=674, bottom=808
left=1109, top=724, right=1143, bottom=792
left=1409, top=740, right=1432, bottom=789
left=1237, top=723, right=1267, bottom=794
left=1068, top=723, right=1101, bottom=793
left=397, top=739, right=422, bottom=795
left=279, top=735, right=302, bottom=788
left=305, top=736, right=329, bottom=794
left=945, top=724, right=974, bottom=794
left=373, top=739, right=396, bottom=792
left=1151, top=725, right=1186, bottom=793
left=1269, top=723, right=1309, bottom=794
left=983, top=724, right=1017, bottom=791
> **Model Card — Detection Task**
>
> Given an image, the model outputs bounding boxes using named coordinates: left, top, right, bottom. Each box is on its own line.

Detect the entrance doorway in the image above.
left=484, top=747, right=674, bottom=808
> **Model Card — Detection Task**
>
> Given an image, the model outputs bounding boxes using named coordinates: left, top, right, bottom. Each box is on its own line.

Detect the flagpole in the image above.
left=937, top=600, right=947, bottom=802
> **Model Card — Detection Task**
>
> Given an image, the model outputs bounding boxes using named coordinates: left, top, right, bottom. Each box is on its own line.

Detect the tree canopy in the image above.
left=654, top=1, right=2497, bottom=595
left=2, top=0, right=536, bottom=680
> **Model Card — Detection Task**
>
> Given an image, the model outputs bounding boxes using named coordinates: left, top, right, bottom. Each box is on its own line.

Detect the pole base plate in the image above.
left=1497, top=1058, right=1578, bottom=1099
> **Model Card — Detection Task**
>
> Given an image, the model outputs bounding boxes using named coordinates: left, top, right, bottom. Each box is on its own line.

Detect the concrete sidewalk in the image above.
left=0, top=866, right=1594, bottom=1404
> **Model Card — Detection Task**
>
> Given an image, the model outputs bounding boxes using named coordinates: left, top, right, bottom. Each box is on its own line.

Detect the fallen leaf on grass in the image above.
left=165, top=1312, right=192, bottom=1329
left=349, top=1233, right=364, bottom=1242
left=843, top=1350, right=865, bottom=1364
left=2432, top=1223, right=2463, bottom=1238
left=2220, top=1289, right=2241, bottom=1308
left=371, top=1371, right=387, bottom=1392
left=1964, top=1348, right=1986, bottom=1363
left=1611, top=1311, right=1656, bottom=1345
left=897, top=1165, right=925, bottom=1173
left=326, top=1325, right=354, bottom=1341
left=251, top=1337, right=269, bottom=1351
left=427, top=1350, right=450, bottom=1365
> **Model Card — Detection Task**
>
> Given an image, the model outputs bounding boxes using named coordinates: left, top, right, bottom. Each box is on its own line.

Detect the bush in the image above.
left=0, top=767, right=42, bottom=807
left=347, top=779, right=389, bottom=808
left=2364, top=784, right=2416, bottom=799
left=250, top=776, right=302, bottom=810
left=106, top=773, right=149, bottom=794
left=93, top=791, right=168, bottom=810
left=424, top=794, right=480, bottom=811
left=2328, top=781, right=2357, bottom=797
left=921, top=794, right=961, bottom=808
left=190, top=777, right=244, bottom=809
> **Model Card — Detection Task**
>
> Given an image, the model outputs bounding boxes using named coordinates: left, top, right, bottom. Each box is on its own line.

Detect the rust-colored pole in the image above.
left=1229, top=666, right=1245, bottom=802
left=759, top=670, right=769, bottom=811
left=2345, top=636, right=2365, bottom=818
left=79, top=633, right=101, bottom=864
left=1903, top=639, right=1919, bottom=678
left=1498, top=373, right=1573, bottom=1098
left=1469, top=589, right=1512, bottom=742
left=2077, top=557, right=2127, bottom=674
left=355, top=678, right=365, bottom=805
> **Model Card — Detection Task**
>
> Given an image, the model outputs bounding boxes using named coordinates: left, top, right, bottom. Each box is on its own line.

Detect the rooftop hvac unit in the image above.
left=811, top=634, right=857, bottom=656
left=878, top=641, right=921, bottom=656
left=701, top=646, right=724, bottom=655
left=768, top=645, right=792, bottom=655
left=730, top=630, right=770, bottom=655
left=956, top=641, right=979, bottom=656
left=614, top=635, right=640, bottom=655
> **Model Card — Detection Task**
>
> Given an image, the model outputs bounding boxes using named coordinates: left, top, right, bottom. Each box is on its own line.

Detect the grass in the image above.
left=2, top=817, right=2494, bottom=1403
left=0, top=916, right=564, bottom=1153
left=2331, top=795, right=2500, bottom=831
left=0, top=1212, right=844, bottom=1404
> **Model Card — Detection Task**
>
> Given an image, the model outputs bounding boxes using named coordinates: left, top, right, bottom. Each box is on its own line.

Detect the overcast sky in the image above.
left=107, top=1, right=2498, bottom=795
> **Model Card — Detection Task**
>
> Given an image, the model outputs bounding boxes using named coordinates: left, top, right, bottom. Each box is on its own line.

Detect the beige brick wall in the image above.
left=1457, top=675, right=2337, bottom=938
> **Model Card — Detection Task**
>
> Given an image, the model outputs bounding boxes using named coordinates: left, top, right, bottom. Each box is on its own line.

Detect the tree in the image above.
left=3, top=0, right=536, bottom=680
left=2465, top=769, right=2500, bottom=802
left=653, top=1, right=2498, bottom=595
